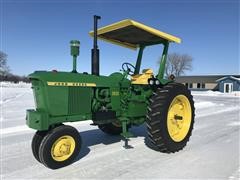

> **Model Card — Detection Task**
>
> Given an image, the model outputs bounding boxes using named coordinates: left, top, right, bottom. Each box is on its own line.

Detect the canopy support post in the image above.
left=157, top=41, right=169, bottom=79
left=134, top=45, right=145, bottom=75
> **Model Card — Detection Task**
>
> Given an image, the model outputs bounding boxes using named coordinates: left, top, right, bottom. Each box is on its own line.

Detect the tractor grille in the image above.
left=68, top=87, right=82, bottom=115
left=68, top=87, right=92, bottom=115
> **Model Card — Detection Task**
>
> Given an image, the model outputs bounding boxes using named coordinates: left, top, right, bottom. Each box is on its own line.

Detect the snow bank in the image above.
left=231, top=91, right=240, bottom=96
left=192, top=90, right=240, bottom=97
left=0, top=81, right=31, bottom=88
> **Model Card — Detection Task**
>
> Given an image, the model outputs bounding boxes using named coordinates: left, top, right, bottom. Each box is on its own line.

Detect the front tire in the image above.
left=39, top=125, right=82, bottom=169
left=31, top=131, right=47, bottom=163
left=146, top=83, right=195, bottom=153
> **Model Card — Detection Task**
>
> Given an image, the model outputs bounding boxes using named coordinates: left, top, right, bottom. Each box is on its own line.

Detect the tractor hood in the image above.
left=28, top=71, right=126, bottom=87
left=27, top=70, right=130, bottom=130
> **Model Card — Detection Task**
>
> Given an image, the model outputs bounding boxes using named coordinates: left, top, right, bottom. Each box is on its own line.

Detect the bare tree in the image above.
left=0, top=51, right=30, bottom=83
left=164, top=53, right=193, bottom=77
left=0, top=51, right=10, bottom=76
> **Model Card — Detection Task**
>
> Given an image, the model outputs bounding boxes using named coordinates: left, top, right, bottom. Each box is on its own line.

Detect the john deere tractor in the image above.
left=26, top=15, right=195, bottom=169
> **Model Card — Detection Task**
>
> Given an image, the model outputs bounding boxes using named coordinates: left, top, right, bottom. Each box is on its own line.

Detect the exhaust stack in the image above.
left=91, top=15, right=101, bottom=76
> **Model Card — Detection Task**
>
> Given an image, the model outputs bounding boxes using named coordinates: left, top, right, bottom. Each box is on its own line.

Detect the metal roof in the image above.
left=89, top=19, right=181, bottom=49
left=216, top=76, right=240, bottom=82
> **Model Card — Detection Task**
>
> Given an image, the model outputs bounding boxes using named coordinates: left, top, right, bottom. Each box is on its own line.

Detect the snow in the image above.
left=192, top=90, right=240, bottom=97
left=228, top=121, right=240, bottom=127
left=1, top=85, right=240, bottom=179
left=195, top=101, right=218, bottom=109
left=0, top=81, right=31, bottom=88
left=0, top=82, right=31, bottom=105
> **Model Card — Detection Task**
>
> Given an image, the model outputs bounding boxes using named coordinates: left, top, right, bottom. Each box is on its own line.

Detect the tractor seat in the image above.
left=131, top=69, right=153, bottom=84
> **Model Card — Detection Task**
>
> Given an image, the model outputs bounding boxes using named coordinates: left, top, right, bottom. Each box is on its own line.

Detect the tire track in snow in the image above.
left=228, top=167, right=240, bottom=180
left=0, top=121, right=92, bottom=136
left=1, top=105, right=238, bottom=137
left=197, top=106, right=239, bottom=118
left=1, top=92, right=28, bottom=105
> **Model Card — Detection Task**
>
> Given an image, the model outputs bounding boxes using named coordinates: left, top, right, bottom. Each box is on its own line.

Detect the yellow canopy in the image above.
left=89, top=19, right=181, bottom=50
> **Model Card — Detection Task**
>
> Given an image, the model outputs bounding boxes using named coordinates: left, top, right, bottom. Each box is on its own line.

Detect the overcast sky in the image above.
left=1, top=0, right=239, bottom=76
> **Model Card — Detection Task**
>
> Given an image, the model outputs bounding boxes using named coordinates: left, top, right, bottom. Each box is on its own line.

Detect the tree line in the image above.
left=0, top=51, right=30, bottom=83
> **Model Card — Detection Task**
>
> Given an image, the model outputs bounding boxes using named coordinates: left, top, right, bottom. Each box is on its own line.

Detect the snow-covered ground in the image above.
left=1, top=84, right=240, bottom=179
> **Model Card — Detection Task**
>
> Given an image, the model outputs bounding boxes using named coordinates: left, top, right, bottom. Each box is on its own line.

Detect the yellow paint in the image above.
left=89, top=19, right=181, bottom=49
left=51, top=135, right=76, bottom=162
left=131, top=69, right=153, bottom=85
left=167, top=95, right=192, bottom=142
left=96, top=36, right=137, bottom=50
left=112, top=91, right=120, bottom=96
left=47, top=82, right=96, bottom=87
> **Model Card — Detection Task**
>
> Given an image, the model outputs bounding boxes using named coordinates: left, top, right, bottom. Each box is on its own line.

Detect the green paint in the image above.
left=157, top=41, right=169, bottom=79
left=72, top=56, right=77, bottom=73
left=27, top=38, right=175, bottom=140
left=134, top=46, right=145, bottom=75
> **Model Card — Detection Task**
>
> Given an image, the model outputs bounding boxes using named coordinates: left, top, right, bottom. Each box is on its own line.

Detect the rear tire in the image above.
left=39, top=125, right=82, bottom=169
left=146, top=83, right=195, bottom=153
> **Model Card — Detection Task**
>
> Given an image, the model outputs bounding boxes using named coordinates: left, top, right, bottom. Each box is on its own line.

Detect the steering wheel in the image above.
left=122, top=62, right=135, bottom=75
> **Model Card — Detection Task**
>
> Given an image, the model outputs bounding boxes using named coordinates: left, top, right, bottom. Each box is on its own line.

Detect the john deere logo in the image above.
left=47, top=82, right=96, bottom=87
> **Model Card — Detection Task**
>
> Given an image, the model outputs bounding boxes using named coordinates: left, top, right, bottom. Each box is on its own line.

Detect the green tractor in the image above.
left=26, top=15, right=195, bottom=169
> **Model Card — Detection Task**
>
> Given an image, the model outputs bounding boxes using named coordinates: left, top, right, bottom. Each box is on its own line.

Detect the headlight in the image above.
left=155, top=80, right=160, bottom=85
left=149, top=79, right=155, bottom=85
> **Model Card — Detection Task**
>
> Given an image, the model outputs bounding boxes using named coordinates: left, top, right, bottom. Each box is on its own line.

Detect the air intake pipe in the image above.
left=70, top=40, right=80, bottom=73
left=91, top=15, right=101, bottom=76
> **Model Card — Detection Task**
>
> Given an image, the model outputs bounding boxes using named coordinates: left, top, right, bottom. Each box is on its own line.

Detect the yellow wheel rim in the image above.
left=167, top=95, right=192, bottom=142
left=51, top=135, right=75, bottom=162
